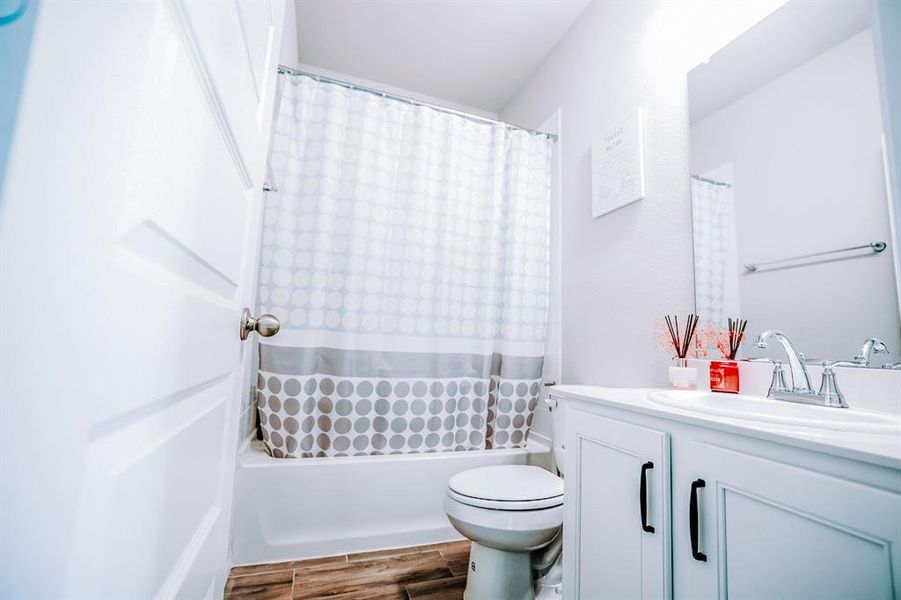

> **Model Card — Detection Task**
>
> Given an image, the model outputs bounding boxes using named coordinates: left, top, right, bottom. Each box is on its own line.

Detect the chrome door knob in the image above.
left=239, top=308, right=280, bottom=341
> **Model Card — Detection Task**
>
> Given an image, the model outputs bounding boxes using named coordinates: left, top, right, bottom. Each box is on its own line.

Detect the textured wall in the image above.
left=500, top=0, right=789, bottom=394
left=500, top=0, right=697, bottom=389
left=280, top=0, right=299, bottom=65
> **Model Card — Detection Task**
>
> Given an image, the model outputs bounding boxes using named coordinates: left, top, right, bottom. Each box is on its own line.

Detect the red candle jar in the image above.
left=709, top=360, right=740, bottom=393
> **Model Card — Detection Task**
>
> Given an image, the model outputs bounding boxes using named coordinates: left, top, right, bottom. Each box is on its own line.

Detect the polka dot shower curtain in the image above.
left=255, top=73, right=553, bottom=458
left=691, top=175, right=740, bottom=326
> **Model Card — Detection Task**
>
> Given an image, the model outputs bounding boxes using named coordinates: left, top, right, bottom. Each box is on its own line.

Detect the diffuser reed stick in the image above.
left=664, top=314, right=700, bottom=359
left=725, top=318, right=748, bottom=360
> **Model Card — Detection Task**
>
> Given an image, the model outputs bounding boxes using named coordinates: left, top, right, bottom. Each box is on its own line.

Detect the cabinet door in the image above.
left=564, top=409, right=671, bottom=600
left=674, top=441, right=901, bottom=599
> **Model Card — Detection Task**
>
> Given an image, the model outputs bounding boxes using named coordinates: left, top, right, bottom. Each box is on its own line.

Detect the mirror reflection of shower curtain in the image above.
left=255, top=73, right=553, bottom=458
left=692, top=175, right=740, bottom=326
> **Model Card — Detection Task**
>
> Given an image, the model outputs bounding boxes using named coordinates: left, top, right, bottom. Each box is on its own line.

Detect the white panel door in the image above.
left=674, top=441, right=901, bottom=599
left=0, top=1, right=285, bottom=598
left=563, top=409, right=671, bottom=600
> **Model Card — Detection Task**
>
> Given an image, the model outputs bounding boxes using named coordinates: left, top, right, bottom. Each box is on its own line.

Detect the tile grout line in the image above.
left=229, top=551, right=354, bottom=581
left=228, top=567, right=294, bottom=579
left=290, top=566, right=295, bottom=600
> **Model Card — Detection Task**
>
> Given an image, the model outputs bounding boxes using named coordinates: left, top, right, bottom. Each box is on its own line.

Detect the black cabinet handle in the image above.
left=690, top=478, right=707, bottom=562
left=640, top=461, right=655, bottom=533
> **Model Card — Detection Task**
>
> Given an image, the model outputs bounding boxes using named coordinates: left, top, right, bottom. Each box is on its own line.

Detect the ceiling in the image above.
left=292, top=0, right=590, bottom=113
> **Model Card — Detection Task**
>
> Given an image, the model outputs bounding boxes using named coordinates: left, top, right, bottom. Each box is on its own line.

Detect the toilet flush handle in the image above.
left=543, top=381, right=558, bottom=410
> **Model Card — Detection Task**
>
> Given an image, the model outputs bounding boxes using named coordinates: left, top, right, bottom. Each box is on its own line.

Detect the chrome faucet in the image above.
left=854, top=337, right=889, bottom=366
left=755, top=330, right=813, bottom=393
left=755, top=330, right=848, bottom=408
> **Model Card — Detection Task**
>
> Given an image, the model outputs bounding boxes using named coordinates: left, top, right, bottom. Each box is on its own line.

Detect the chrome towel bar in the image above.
left=744, top=241, right=886, bottom=273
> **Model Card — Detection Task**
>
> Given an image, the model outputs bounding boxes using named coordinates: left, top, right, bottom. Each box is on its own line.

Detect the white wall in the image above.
left=500, top=1, right=783, bottom=389
left=279, top=0, right=299, bottom=66
left=691, top=29, right=900, bottom=361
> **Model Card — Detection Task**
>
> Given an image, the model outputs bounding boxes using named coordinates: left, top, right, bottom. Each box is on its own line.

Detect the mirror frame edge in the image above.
left=871, top=0, right=901, bottom=324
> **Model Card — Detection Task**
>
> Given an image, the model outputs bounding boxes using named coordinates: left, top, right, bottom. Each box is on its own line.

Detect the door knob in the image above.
left=239, top=308, right=280, bottom=341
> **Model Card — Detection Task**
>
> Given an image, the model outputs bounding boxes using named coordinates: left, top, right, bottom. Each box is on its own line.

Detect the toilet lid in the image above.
left=448, top=465, right=563, bottom=508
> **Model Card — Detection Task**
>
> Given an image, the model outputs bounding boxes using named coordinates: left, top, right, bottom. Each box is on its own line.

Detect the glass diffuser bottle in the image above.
left=669, top=357, right=698, bottom=390
left=709, top=318, right=747, bottom=394
left=661, top=314, right=700, bottom=390
left=709, top=360, right=739, bottom=393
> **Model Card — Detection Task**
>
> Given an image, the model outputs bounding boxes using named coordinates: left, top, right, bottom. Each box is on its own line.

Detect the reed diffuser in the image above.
left=710, top=318, right=748, bottom=394
left=663, top=314, right=700, bottom=390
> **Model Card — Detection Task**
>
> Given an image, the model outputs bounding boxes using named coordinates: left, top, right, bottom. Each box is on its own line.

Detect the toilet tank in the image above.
left=549, top=393, right=565, bottom=476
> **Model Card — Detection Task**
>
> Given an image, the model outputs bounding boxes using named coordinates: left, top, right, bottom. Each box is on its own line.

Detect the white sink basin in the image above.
left=647, top=390, right=901, bottom=435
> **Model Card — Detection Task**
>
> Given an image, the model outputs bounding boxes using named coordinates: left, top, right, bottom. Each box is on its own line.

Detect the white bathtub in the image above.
left=230, top=436, right=554, bottom=566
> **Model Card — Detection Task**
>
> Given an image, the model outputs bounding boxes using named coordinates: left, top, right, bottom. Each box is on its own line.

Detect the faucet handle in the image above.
left=817, top=361, right=850, bottom=408
left=752, top=358, right=791, bottom=396
left=769, top=360, right=791, bottom=394
left=854, top=337, right=889, bottom=366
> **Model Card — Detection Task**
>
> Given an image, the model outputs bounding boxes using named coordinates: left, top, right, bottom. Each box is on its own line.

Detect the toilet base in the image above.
left=464, top=542, right=533, bottom=600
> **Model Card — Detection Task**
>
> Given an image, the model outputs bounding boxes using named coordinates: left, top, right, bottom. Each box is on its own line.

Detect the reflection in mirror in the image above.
left=688, top=0, right=900, bottom=367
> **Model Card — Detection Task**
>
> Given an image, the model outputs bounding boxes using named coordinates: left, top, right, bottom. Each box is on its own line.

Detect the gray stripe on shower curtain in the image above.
left=259, top=345, right=544, bottom=379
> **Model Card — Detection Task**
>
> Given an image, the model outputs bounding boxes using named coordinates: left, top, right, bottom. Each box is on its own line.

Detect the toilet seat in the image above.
left=448, top=465, right=563, bottom=510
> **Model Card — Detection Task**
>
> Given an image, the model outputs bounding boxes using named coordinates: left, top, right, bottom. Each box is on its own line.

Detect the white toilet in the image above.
left=444, top=465, right=563, bottom=599
left=444, top=399, right=567, bottom=599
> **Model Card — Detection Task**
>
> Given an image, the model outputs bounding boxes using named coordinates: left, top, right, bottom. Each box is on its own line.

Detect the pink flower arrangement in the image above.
left=654, top=318, right=710, bottom=359
left=707, top=325, right=735, bottom=360
left=693, top=324, right=721, bottom=359
left=654, top=319, right=746, bottom=360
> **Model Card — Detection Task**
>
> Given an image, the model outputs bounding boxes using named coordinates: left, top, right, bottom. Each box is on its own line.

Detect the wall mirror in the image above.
left=687, top=0, right=900, bottom=367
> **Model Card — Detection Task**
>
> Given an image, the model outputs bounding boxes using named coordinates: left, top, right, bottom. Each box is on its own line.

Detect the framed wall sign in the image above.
left=592, top=107, right=646, bottom=217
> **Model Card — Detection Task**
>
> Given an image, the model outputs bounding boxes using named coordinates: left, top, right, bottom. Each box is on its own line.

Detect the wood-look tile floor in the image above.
left=225, top=540, right=471, bottom=600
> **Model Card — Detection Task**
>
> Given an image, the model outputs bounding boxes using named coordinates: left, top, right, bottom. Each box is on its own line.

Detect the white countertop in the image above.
left=551, top=385, right=901, bottom=471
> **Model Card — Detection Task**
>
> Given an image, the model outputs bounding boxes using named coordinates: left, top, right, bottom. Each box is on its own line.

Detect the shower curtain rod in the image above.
left=277, top=65, right=559, bottom=142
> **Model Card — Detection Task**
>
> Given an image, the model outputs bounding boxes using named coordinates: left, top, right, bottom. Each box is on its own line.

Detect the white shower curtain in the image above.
left=255, top=73, right=553, bottom=458
left=692, top=175, right=740, bottom=326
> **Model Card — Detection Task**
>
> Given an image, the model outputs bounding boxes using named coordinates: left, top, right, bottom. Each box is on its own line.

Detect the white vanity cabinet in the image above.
left=563, top=409, right=671, bottom=600
left=673, top=441, right=901, bottom=599
left=559, top=391, right=901, bottom=600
